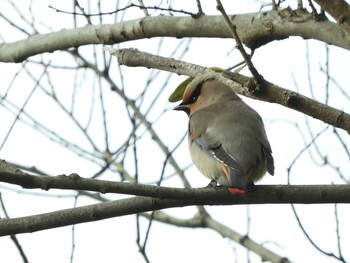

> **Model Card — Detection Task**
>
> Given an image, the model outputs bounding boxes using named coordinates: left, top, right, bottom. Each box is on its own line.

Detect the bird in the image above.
left=174, top=73, right=274, bottom=193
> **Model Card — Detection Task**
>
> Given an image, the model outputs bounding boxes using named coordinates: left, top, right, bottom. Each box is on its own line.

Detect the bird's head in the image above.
left=173, top=73, right=239, bottom=115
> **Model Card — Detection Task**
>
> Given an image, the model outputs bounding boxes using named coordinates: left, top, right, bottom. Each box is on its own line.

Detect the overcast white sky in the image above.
left=0, top=1, right=349, bottom=262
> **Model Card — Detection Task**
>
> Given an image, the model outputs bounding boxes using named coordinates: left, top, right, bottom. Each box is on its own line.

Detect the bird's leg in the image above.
left=206, top=177, right=246, bottom=194
left=206, top=179, right=218, bottom=188
left=246, top=182, right=255, bottom=192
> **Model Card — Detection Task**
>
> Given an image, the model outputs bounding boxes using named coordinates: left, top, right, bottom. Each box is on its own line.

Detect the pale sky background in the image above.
left=0, top=1, right=349, bottom=263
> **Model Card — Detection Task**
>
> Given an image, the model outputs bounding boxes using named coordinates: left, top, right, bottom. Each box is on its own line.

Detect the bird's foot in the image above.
left=206, top=179, right=218, bottom=188
left=246, top=183, right=255, bottom=192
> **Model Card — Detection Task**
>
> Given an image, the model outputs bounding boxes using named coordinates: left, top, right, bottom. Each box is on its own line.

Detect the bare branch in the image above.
left=0, top=180, right=349, bottom=237
left=0, top=170, right=349, bottom=204
left=72, top=50, right=191, bottom=187
left=313, top=0, right=350, bottom=29
left=1, top=10, right=349, bottom=62
left=0, top=193, right=29, bottom=263
left=290, top=204, right=343, bottom=261
left=334, top=204, right=345, bottom=261
left=204, top=216, right=291, bottom=263
left=108, top=48, right=350, bottom=134
left=48, top=3, right=197, bottom=18
left=216, top=0, right=263, bottom=84
left=143, top=211, right=292, bottom=263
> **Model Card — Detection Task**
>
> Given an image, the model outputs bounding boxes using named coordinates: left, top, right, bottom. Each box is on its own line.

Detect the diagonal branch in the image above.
left=108, top=48, right=350, bottom=134
left=71, top=51, right=191, bottom=187
left=204, top=216, right=291, bottom=263
left=216, top=0, right=263, bottom=84
left=0, top=193, right=29, bottom=262
left=142, top=211, right=292, bottom=263
left=313, top=0, right=350, bottom=29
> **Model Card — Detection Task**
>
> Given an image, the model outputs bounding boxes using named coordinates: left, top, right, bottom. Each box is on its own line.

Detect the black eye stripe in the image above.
left=188, top=83, right=202, bottom=103
left=186, top=77, right=214, bottom=104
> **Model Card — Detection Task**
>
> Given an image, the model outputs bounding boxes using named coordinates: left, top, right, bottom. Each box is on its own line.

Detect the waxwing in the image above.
left=174, top=73, right=274, bottom=193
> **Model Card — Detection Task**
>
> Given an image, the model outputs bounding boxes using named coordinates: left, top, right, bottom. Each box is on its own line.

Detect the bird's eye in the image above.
left=188, top=82, right=202, bottom=104
left=191, top=93, right=199, bottom=102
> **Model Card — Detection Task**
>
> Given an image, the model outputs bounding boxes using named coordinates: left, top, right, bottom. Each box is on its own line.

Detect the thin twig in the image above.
left=334, top=204, right=345, bottom=261
left=324, top=44, right=330, bottom=105
left=0, top=64, right=46, bottom=151
left=0, top=193, right=29, bottom=263
left=287, top=126, right=329, bottom=183
left=74, top=0, right=92, bottom=24
left=291, top=204, right=343, bottom=261
left=216, top=0, right=263, bottom=87
left=48, top=3, right=197, bottom=17
left=308, top=0, right=318, bottom=15
left=69, top=195, right=78, bottom=263
left=141, top=210, right=292, bottom=263
left=98, top=75, right=110, bottom=152
left=195, top=0, right=204, bottom=17
left=138, top=0, right=150, bottom=16
left=79, top=49, right=192, bottom=187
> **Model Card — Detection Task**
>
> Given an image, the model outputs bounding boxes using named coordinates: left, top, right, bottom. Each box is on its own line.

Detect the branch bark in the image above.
left=0, top=171, right=349, bottom=204
left=1, top=163, right=350, bottom=239
left=0, top=164, right=292, bottom=261
left=313, top=0, right=350, bottom=30
left=0, top=9, right=349, bottom=62
left=204, top=216, right=291, bottom=263
left=0, top=182, right=349, bottom=237
left=109, top=48, right=350, bottom=134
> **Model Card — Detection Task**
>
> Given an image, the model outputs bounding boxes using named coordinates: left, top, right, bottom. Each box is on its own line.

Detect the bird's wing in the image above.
left=193, top=135, right=246, bottom=189
left=194, top=136, right=240, bottom=172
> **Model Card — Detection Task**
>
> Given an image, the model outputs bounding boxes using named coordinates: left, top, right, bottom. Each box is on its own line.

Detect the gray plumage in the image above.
left=174, top=73, right=274, bottom=190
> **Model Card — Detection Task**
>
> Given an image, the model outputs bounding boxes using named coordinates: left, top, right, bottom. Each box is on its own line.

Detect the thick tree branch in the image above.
left=0, top=171, right=349, bottom=204
left=0, top=9, right=349, bottom=62
left=1, top=163, right=349, bottom=238
left=109, top=48, right=350, bottom=134
left=0, top=182, right=349, bottom=237
left=313, top=0, right=350, bottom=29
left=0, top=195, right=183, bottom=236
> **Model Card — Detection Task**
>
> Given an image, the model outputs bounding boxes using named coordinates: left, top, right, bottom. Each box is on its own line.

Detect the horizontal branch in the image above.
left=0, top=171, right=349, bottom=204
left=0, top=182, right=349, bottom=236
left=110, top=48, right=350, bottom=133
left=0, top=9, right=349, bottom=62
left=0, top=161, right=291, bottom=261
left=0, top=169, right=349, bottom=236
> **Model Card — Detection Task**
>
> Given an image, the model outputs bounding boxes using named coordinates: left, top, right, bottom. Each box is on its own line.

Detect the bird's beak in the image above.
left=173, top=103, right=190, bottom=116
